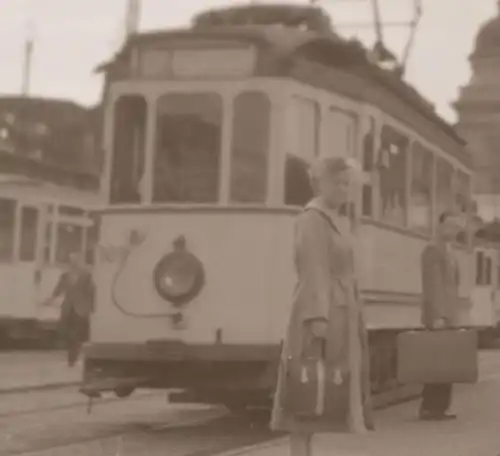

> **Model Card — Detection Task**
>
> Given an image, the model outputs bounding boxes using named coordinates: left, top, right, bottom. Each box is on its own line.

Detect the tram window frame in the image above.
left=19, top=206, right=39, bottom=262
left=377, top=125, right=409, bottom=228
left=230, top=91, right=271, bottom=204
left=152, top=92, right=223, bottom=204
left=0, top=198, right=16, bottom=262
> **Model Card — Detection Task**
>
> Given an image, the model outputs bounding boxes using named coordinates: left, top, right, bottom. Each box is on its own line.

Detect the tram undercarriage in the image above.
left=80, top=330, right=420, bottom=410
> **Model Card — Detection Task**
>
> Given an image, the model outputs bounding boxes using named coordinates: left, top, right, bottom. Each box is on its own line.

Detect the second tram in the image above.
left=0, top=175, right=100, bottom=344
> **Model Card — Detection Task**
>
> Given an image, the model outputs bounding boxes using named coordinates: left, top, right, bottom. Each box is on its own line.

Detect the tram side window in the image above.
left=476, top=251, right=492, bottom=286
left=377, top=126, right=408, bottom=226
left=409, top=142, right=433, bottom=234
left=485, top=256, right=493, bottom=286
left=476, top=251, right=484, bottom=285
left=153, top=93, right=222, bottom=203
left=110, top=95, right=147, bottom=205
left=288, top=97, right=320, bottom=161
left=85, top=216, right=99, bottom=265
left=0, top=198, right=15, bottom=261
left=435, top=156, right=454, bottom=224
left=43, top=205, right=54, bottom=264
left=323, top=108, right=354, bottom=159
left=284, top=96, right=319, bottom=206
left=361, top=117, right=376, bottom=217
left=497, top=253, right=500, bottom=289
left=230, top=92, right=270, bottom=203
left=56, top=223, right=83, bottom=264
left=285, top=155, right=314, bottom=206
left=19, top=207, right=38, bottom=262
left=455, top=170, right=470, bottom=245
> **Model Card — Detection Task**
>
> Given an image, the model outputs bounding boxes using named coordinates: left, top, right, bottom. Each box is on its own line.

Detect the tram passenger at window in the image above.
left=44, top=252, right=95, bottom=367
left=271, top=156, right=373, bottom=456
left=419, top=210, right=464, bottom=421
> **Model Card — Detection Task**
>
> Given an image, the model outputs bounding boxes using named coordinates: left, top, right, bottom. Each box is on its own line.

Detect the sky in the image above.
left=0, top=0, right=497, bottom=122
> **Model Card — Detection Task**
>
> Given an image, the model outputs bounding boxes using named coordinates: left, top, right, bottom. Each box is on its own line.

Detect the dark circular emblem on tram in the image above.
left=153, top=235, right=205, bottom=306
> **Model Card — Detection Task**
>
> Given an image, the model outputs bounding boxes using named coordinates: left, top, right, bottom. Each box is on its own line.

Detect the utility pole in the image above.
left=125, top=0, right=141, bottom=38
left=22, top=21, right=35, bottom=97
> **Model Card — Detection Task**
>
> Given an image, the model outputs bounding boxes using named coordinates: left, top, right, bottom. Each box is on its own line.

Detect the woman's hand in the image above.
left=432, top=318, right=446, bottom=329
left=309, top=319, right=328, bottom=339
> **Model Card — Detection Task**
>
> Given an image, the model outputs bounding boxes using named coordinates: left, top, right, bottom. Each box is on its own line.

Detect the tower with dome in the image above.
left=455, top=1, right=500, bottom=221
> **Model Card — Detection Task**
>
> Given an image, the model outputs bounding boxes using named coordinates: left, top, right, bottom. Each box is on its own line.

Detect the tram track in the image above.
left=0, top=388, right=158, bottom=419
left=3, top=408, right=279, bottom=456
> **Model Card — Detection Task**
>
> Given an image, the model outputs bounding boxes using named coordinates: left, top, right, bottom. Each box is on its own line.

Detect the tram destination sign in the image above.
left=136, top=46, right=256, bottom=79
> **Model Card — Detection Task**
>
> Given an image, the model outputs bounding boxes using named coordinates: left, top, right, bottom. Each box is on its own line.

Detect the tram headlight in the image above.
left=153, top=236, right=205, bottom=306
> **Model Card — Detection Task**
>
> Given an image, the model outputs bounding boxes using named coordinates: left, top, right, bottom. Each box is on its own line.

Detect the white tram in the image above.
left=471, top=222, right=500, bottom=342
left=0, top=175, right=100, bottom=344
left=82, top=4, right=477, bottom=407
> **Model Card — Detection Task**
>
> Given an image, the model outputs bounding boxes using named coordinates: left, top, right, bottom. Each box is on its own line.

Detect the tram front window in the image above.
left=153, top=93, right=222, bottom=203
left=110, top=95, right=147, bottom=204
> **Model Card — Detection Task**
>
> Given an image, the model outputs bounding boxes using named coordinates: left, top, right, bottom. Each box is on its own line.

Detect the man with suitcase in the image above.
left=419, top=210, right=464, bottom=421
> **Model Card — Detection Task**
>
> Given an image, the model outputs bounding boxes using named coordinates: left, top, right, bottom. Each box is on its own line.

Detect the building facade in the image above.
left=455, top=2, right=500, bottom=222
left=0, top=96, right=101, bottom=182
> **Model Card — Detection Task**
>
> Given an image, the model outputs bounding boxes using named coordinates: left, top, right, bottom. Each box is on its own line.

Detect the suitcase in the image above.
left=397, top=329, right=478, bottom=384
left=284, top=339, right=349, bottom=419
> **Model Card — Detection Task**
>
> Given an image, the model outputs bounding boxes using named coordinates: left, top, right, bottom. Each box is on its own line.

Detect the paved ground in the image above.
left=2, top=350, right=500, bottom=456
left=0, top=388, right=273, bottom=456
left=227, top=350, right=500, bottom=456
left=0, top=350, right=79, bottom=392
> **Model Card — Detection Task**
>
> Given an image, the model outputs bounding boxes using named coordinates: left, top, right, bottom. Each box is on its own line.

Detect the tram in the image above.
left=0, top=175, right=100, bottom=344
left=82, top=4, right=477, bottom=408
left=471, top=221, right=500, bottom=344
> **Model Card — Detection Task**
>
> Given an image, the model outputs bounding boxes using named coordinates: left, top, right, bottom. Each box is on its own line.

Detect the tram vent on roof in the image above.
left=192, top=4, right=333, bottom=34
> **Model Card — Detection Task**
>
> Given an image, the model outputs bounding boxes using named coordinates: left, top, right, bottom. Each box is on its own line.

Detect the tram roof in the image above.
left=100, top=24, right=465, bottom=146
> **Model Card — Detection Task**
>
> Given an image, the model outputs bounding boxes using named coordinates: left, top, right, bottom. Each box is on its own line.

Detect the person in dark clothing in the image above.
left=45, top=252, right=95, bottom=367
left=419, top=211, right=464, bottom=421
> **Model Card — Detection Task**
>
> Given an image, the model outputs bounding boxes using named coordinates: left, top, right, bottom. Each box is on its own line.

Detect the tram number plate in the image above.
left=146, top=339, right=185, bottom=359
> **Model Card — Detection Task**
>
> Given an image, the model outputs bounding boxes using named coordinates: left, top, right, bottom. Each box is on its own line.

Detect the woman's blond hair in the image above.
left=308, top=156, right=359, bottom=193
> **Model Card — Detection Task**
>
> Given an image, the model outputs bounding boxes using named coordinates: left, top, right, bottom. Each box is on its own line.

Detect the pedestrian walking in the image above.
left=419, top=210, right=464, bottom=420
left=44, top=252, right=95, bottom=367
left=270, top=156, right=373, bottom=456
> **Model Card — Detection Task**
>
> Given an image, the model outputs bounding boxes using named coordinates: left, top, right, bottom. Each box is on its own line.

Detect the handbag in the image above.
left=284, top=334, right=350, bottom=420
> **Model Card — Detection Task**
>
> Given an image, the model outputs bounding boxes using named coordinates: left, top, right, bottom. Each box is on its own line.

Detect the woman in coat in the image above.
left=270, top=156, right=373, bottom=456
